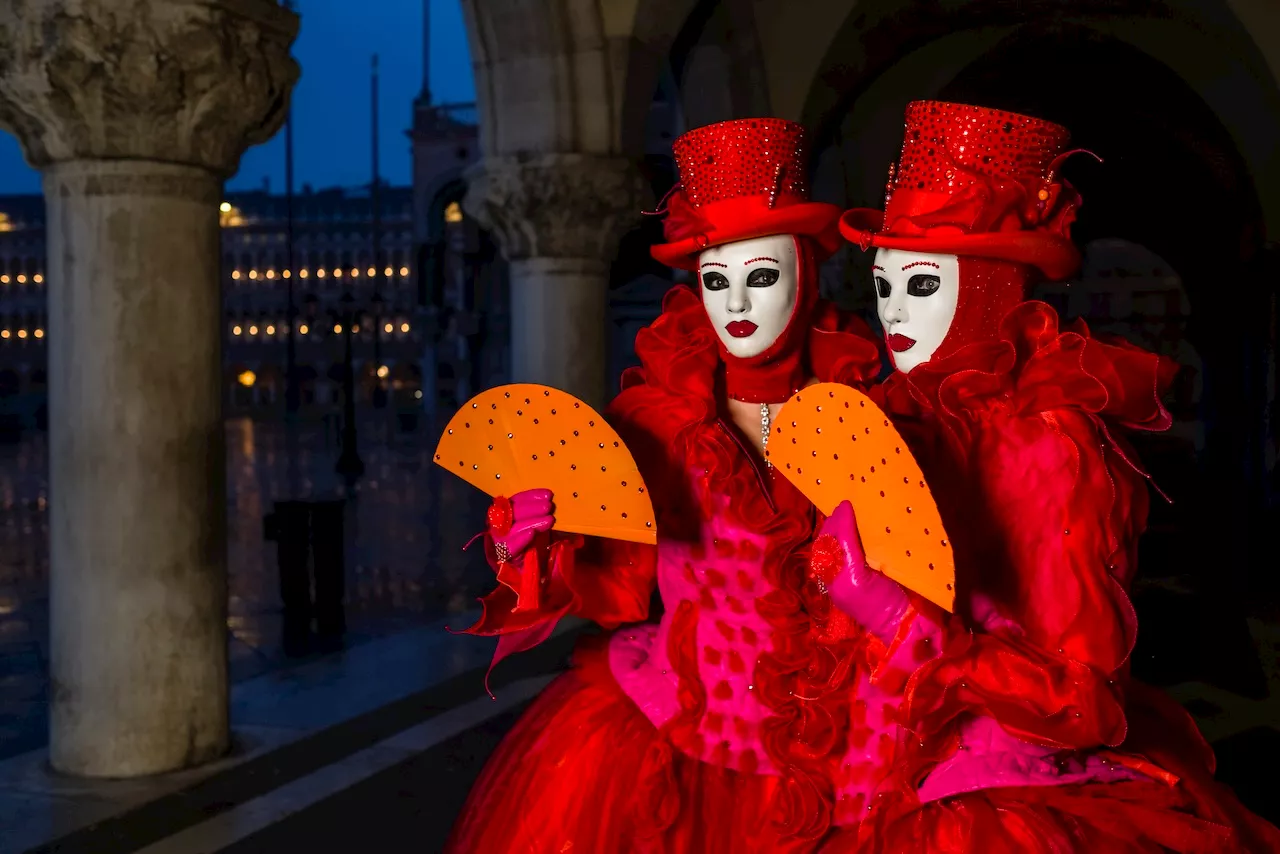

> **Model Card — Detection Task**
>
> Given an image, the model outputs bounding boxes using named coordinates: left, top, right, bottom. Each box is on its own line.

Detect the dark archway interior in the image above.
left=922, top=25, right=1273, bottom=696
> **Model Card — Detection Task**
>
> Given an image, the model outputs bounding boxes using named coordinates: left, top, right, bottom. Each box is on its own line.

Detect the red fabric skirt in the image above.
left=444, top=639, right=1279, bottom=853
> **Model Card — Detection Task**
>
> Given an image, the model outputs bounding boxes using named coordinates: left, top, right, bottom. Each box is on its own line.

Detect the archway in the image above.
left=807, top=19, right=1275, bottom=701
left=932, top=33, right=1269, bottom=695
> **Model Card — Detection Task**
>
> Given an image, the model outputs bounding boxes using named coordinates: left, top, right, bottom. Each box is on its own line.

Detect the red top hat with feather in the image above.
left=650, top=118, right=842, bottom=270
left=840, top=101, right=1092, bottom=281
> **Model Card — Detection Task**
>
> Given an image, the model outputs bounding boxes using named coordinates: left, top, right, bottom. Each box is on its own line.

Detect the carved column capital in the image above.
left=0, top=0, right=299, bottom=176
left=463, top=154, right=650, bottom=262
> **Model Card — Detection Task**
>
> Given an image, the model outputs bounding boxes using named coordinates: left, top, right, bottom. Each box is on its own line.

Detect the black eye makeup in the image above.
left=874, top=276, right=891, bottom=299
left=702, top=271, right=729, bottom=291
left=907, top=274, right=941, bottom=296
left=746, top=267, right=779, bottom=288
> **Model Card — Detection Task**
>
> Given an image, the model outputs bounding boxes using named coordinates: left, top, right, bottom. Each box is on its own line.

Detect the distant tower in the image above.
left=417, top=0, right=432, bottom=108
left=408, top=0, right=487, bottom=418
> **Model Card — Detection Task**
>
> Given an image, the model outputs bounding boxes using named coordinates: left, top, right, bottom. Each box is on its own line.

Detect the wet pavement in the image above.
left=0, top=415, right=493, bottom=762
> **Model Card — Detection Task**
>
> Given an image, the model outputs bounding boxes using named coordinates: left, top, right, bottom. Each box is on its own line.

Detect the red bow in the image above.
left=661, top=190, right=715, bottom=244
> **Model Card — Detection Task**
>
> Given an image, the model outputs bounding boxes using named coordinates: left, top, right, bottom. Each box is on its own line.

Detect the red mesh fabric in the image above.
left=933, top=257, right=1034, bottom=361
left=675, top=118, right=813, bottom=209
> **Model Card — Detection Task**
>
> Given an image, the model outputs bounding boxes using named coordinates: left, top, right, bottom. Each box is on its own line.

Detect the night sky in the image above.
left=0, top=0, right=475, bottom=195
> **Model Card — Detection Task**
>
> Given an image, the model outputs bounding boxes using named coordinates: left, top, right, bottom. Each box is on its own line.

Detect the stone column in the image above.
left=463, top=154, right=647, bottom=409
left=0, top=0, right=298, bottom=778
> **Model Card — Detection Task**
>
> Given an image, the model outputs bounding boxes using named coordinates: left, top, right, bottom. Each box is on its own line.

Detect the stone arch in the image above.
left=463, top=0, right=764, bottom=157
left=800, top=1, right=1280, bottom=239
left=805, top=18, right=1271, bottom=423
left=424, top=176, right=467, bottom=243
left=792, top=5, right=1280, bottom=692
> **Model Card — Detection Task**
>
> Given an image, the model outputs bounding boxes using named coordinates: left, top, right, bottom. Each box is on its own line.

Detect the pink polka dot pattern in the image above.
left=673, top=119, right=813, bottom=208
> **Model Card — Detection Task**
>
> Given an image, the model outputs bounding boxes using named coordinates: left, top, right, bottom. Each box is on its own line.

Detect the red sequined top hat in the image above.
left=650, top=118, right=843, bottom=271
left=840, top=101, right=1091, bottom=281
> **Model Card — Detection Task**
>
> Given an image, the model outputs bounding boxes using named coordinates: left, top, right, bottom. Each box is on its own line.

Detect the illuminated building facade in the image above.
left=0, top=185, right=423, bottom=423
left=0, top=195, right=49, bottom=429
left=220, top=184, right=421, bottom=413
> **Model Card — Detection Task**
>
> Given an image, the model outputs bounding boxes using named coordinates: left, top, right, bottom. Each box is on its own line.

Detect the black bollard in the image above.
left=269, top=500, right=313, bottom=656
left=310, top=499, right=347, bottom=644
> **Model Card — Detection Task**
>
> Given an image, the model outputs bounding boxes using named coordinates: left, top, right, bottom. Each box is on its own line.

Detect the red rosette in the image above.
left=486, top=495, right=513, bottom=538
left=809, top=533, right=842, bottom=589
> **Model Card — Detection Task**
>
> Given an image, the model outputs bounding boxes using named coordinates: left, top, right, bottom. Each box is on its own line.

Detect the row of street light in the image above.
left=229, top=266, right=410, bottom=281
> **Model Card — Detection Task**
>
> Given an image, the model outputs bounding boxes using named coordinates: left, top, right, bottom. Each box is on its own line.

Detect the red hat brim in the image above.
left=652, top=201, right=843, bottom=271
left=839, top=207, right=1081, bottom=281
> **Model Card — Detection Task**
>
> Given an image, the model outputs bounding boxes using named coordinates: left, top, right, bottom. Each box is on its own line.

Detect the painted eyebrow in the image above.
left=901, top=261, right=941, bottom=270
left=700, top=262, right=728, bottom=269
left=872, top=265, right=886, bottom=271
left=744, top=257, right=779, bottom=265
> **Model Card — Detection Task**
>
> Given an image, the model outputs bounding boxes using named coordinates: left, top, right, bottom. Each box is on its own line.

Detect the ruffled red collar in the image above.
left=622, top=284, right=883, bottom=416
left=872, top=301, right=1178, bottom=445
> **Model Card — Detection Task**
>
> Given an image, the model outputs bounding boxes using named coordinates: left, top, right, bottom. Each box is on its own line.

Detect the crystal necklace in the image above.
left=761, top=403, right=773, bottom=468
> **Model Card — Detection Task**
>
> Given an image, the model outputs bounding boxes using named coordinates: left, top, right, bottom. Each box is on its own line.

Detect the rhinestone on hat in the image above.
left=887, top=101, right=1071, bottom=202
left=673, top=118, right=813, bottom=208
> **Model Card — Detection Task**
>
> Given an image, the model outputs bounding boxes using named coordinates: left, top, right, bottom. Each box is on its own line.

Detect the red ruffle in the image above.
left=466, top=282, right=885, bottom=841
left=445, top=639, right=1279, bottom=853
left=619, top=284, right=885, bottom=840
left=869, top=301, right=1180, bottom=751
left=875, top=300, right=1177, bottom=438
left=823, top=779, right=1244, bottom=853
left=449, top=291, right=1280, bottom=850
left=444, top=638, right=821, bottom=854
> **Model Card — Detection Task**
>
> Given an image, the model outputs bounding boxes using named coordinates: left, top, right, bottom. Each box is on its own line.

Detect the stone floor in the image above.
left=0, top=415, right=492, bottom=762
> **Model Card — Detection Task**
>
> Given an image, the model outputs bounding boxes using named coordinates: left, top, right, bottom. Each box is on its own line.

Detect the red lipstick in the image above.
left=887, top=333, right=916, bottom=352
left=726, top=320, right=758, bottom=339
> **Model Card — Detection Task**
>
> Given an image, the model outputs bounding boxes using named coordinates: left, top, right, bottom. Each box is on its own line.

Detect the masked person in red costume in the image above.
left=444, top=119, right=892, bottom=853
left=812, top=100, right=1280, bottom=852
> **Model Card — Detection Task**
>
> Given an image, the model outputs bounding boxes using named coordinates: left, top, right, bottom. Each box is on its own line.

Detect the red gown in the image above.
left=824, top=301, right=1280, bottom=853
left=445, top=286, right=888, bottom=852
left=445, top=293, right=1279, bottom=852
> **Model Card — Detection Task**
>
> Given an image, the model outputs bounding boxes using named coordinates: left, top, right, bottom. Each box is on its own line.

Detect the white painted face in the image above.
left=698, top=234, right=799, bottom=359
left=872, top=248, right=960, bottom=373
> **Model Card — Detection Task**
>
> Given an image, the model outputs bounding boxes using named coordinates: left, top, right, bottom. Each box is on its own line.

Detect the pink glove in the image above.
left=480, top=489, right=556, bottom=615
left=486, top=489, right=555, bottom=565
left=811, top=500, right=910, bottom=643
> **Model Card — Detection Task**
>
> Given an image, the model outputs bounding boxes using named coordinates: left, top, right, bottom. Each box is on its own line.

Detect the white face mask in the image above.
left=872, top=248, right=960, bottom=373
left=699, top=234, right=799, bottom=359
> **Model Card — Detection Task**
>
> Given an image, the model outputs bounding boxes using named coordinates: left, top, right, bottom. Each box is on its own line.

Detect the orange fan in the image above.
left=433, top=384, right=657, bottom=545
left=765, top=383, right=956, bottom=611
